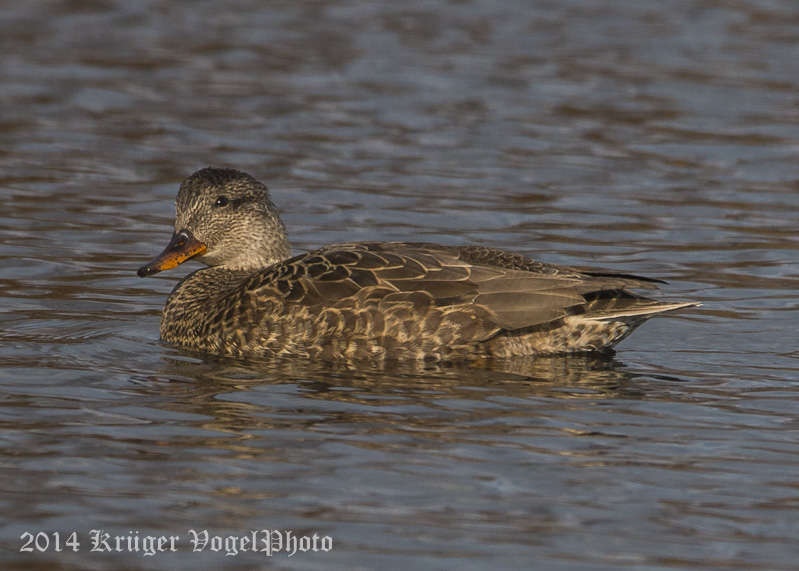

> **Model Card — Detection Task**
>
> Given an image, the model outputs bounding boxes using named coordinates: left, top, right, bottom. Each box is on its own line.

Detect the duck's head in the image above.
left=138, top=168, right=291, bottom=277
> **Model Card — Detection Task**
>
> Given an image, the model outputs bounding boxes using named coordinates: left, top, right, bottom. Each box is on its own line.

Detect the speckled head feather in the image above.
left=174, top=167, right=291, bottom=270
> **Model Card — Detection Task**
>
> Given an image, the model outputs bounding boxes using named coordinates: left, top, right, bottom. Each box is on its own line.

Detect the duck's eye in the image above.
left=214, top=196, right=230, bottom=207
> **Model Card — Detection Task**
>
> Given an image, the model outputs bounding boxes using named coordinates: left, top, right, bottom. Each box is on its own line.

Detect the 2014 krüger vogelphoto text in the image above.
left=20, top=529, right=333, bottom=557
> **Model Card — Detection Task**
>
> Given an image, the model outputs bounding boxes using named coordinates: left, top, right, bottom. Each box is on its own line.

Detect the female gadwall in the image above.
left=138, top=168, right=696, bottom=360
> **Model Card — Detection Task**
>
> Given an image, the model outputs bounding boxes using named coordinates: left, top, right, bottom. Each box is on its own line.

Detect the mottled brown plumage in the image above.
left=138, top=168, right=696, bottom=360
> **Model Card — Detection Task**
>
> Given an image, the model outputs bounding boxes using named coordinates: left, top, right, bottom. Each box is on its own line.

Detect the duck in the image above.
left=138, top=167, right=697, bottom=360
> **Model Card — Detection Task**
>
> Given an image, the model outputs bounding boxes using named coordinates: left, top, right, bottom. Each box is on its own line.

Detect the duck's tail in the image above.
left=589, top=300, right=700, bottom=323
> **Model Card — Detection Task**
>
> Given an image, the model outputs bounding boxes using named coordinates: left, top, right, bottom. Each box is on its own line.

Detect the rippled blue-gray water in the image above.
left=2, top=1, right=799, bottom=569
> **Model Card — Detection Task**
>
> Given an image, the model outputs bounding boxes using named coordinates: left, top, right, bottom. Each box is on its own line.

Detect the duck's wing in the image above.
left=426, top=243, right=665, bottom=288
left=244, top=241, right=675, bottom=333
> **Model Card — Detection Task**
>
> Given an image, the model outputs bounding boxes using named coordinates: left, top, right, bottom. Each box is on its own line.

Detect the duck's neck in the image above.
left=167, top=265, right=251, bottom=306
left=206, top=233, right=291, bottom=272
left=244, top=218, right=291, bottom=269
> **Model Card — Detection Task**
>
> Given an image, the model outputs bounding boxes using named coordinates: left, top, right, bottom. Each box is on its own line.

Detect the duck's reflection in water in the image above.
left=130, top=351, right=680, bottom=438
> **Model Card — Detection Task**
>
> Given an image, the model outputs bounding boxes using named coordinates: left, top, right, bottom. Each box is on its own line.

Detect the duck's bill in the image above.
left=137, top=230, right=207, bottom=277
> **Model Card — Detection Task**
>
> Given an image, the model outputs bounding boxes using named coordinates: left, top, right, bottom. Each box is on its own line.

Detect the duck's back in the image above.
left=159, top=241, right=691, bottom=359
